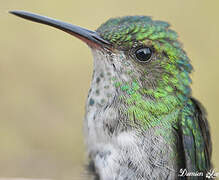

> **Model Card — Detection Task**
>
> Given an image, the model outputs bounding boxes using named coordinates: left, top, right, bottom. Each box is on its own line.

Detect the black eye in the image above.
left=134, top=47, right=152, bottom=62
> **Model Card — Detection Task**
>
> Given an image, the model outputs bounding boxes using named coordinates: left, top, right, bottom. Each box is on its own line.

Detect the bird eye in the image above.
left=134, top=47, right=152, bottom=62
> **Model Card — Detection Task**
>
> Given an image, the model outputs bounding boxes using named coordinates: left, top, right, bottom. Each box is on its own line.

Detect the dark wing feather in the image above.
left=178, top=98, right=212, bottom=179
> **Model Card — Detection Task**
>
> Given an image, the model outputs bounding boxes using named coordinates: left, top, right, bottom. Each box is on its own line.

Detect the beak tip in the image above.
left=9, top=10, right=14, bottom=14
left=9, top=10, right=18, bottom=15
left=9, top=10, right=29, bottom=19
left=9, top=10, right=22, bottom=18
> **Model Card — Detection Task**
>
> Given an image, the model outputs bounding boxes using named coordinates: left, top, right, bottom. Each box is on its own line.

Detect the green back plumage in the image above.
left=179, top=98, right=212, bottom=178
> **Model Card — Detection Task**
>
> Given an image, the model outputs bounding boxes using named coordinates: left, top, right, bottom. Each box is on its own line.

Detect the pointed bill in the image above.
left=10, top=10, right=111, bottom=48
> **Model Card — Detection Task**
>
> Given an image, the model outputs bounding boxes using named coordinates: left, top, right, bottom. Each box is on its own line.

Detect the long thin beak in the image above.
left=9, top=10, right=111, bottom=48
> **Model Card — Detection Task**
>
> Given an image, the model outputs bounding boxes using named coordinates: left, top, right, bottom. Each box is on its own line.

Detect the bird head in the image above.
left=95, top=16, right=193, bottom=100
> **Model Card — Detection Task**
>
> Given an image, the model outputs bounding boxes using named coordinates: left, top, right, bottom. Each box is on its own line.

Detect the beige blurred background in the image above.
left=0, top=0, right=219, bottom=179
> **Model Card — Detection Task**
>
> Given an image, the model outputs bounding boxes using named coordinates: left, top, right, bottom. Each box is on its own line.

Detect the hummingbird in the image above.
left=10, top=11, right=212, bottom=180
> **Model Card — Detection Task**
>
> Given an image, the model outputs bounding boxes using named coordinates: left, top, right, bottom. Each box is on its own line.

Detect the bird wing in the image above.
left=178, top=98, right=212, bottom=178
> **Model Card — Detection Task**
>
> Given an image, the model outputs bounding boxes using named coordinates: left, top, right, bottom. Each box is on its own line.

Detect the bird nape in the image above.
left=10, top=11, right=212, bottom=180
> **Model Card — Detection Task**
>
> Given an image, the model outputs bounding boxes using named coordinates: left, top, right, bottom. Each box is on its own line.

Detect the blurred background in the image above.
left=1, top=0, right=219, bottom=179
